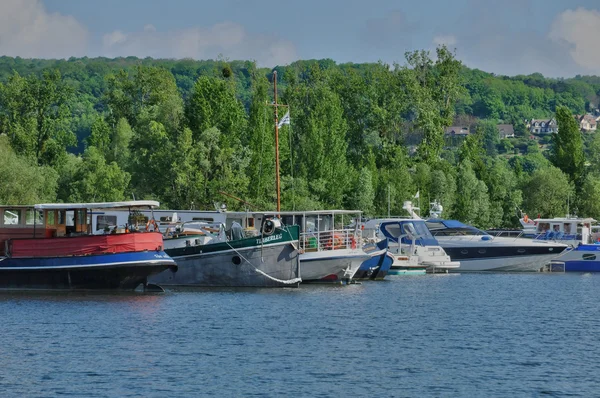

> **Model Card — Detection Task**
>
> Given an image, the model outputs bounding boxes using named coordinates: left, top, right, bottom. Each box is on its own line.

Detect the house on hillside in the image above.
left=444, top=126, right=470, bottom=136
left=527, top=118, right=557, bottom=134
left=497, top=124, right=515, bottom=138
left=578, top=114, right=597, bottom=132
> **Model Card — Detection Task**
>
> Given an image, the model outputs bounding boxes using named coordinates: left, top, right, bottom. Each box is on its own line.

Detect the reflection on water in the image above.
left=2, top=273, right=600, bottom=397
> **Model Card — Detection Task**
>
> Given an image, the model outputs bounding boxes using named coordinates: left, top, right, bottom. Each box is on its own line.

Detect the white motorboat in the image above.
left=400, top=201, right=569, bottom=272
left=362, top=217, right=459, bottom=274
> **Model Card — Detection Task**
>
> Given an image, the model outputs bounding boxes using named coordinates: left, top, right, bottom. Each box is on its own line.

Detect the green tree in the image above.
left=521, top=166, right=573, bottom=217
left=552, top=106, right=584, bottom=184
left=87, top=117, right=111, bottom=156
left=348, top=167, right=375, bottom=216
left=245, top=68, right=276, bottom=208
left=0, top=70, right=75, bottom=166
left=284, top=72, right=351, bottom=207
left=66, top=147, right=131, bottom=202
left=405, top=46, right=463, bottom=163
left=451, top=160, right=490, bottom=227
left=0, top=136, right=58, bottom=204
left=105, top=65, right=183, bottom=133
left=579, top=173, right=600, bottom=219
left=185, top=75, right=247, bottom=142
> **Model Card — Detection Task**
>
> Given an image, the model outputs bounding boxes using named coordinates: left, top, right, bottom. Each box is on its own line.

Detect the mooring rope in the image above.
left=224, top=240, right=301, bottom=285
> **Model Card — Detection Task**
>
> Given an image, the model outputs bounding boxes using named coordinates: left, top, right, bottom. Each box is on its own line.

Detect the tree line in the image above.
left=0, top=48, right=599, bottom=228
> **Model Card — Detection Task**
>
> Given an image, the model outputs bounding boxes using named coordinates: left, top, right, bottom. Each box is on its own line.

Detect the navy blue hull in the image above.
left=371, top=252, right=393, bottom=280
left=355, top=240, right=392, bottom=281
left=564, top=261, right=600, bottom=272
left=0, top=251, right=175, bottom=290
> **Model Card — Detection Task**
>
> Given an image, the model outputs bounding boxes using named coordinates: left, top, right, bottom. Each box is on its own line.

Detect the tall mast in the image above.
left=273, top=71, right=281, bottom=213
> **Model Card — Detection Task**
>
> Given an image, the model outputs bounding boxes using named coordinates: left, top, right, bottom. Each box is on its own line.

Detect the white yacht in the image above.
left=399, top=201, right=569, bottom=272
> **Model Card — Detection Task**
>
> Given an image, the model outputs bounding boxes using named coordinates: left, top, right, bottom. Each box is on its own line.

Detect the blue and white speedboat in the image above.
left=361, top=214, right=459, bottom=274
left=549, top=245, right=600, bottom=272
left=532, top=216, right=600, bottom=272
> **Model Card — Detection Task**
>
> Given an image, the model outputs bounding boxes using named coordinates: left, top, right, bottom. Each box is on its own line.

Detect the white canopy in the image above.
left=34, top=200, right=160, bottom=211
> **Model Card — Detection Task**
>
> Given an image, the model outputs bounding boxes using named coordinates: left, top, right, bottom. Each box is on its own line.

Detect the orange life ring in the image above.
left=146, top=219, right=159, bottom=232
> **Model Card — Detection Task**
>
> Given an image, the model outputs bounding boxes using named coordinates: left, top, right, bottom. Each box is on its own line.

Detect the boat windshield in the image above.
left=380, top=220, right=438, bottom=245
left=425, top=220, right=489, bottom=237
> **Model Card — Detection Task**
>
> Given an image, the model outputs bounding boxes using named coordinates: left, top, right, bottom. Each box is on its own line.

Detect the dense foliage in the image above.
left=1, top=50, right=600, bottom=227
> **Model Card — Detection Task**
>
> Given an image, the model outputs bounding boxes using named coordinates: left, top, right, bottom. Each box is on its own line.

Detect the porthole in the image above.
left=232, top=256, right=242, bottom=265
left=517, top=249, right=526, bottom=254
left=478, top=249, right=486, bottom=254
left=583, top=254, right=596, bottom=261
left=461, top=250, right=468, bottom=255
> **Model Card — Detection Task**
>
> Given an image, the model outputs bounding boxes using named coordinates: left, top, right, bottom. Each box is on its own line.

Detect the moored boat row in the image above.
left=6, top=198, right=600, bottom=292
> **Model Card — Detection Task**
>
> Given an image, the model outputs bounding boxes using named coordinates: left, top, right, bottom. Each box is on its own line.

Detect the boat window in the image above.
left=77, top=209, right=86, bottom=227
left=536, top=223, right=551, bottom=233
left=305, top=216, right=317, bottom=233
left=96, top=215, right=117, bottom=231
left=583, top=254, right=596, bottom=261
left=281, top=216, right=294, bottom=228
left=318, top=215, right=333, bottom=232
left=564, top=224, right=572, bottom=234
left=65, top=211, right=75, bottom=226
left=25, top=209, right=44, bottom=225
left=410, top=221, right=435, bottom=239
left=383, top=224, right=402, bottom=238
left=47, top=211, right=55, bottom=226
left=192, top=217, right=215, bottom=222
left=3, top=209, right=21, bottom=225
left=58, top=211, right=66, bottom=225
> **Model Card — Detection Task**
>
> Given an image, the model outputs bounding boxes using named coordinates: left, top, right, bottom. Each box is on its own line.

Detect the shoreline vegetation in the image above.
left=0, top=46, right=599, bottom=229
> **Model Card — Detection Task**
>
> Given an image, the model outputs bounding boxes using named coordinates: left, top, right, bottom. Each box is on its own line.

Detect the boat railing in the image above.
left=300, top=229, right=360, bottom=252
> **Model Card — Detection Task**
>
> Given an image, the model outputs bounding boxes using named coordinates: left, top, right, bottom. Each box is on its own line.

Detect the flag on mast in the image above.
left=414, top=191, right=420, bottom=199
left=278, top=111, right=290, bottom=128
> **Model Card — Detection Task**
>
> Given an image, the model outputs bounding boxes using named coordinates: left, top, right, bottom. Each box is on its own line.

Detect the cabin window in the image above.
left=47, top=211, right=55, bottom=226
left=25, top=209, right=43, bottom=225
left=3, top=209, right=21, bottom=225
left=77, top=210, right=86, bottom=225
left=96, top=215, right=117, bottom=231
left=58, top=211, right=66, bottom=225
left=280, top=216, right=294, bottom=228
left=383, top=224, right=402, bottom=238
left=191, top=217, right=215, bottom=222
left=160, top=216, right=173, bottom=222
left=583, top=254, right=596, bottom=261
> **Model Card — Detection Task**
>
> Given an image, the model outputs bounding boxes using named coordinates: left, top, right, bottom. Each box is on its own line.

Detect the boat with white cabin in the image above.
left=0, top=201, right=176, bottom=290
left=226, top=210, right=370, bottom=283
left=408, top=201, right=569, bottom=272
left=361, top=213, right=459, bottom=275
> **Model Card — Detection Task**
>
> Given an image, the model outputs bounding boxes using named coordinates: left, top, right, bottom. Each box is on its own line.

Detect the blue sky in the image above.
left=2, top=0, right=600, bottom=77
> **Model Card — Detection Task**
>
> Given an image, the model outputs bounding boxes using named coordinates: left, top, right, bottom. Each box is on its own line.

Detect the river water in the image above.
left=1, top=273, right=599, bottom=397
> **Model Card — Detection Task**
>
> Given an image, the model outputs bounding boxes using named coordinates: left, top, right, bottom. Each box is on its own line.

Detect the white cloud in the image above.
left=0, top=0, right=88, bottom=58
left=433, top=35, right=457, bottom=47
left=549, top=8, right=600, bottom=73
left=102, top=31, right=127, bottom=48
left=102, top=22, right=298, bottom=66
